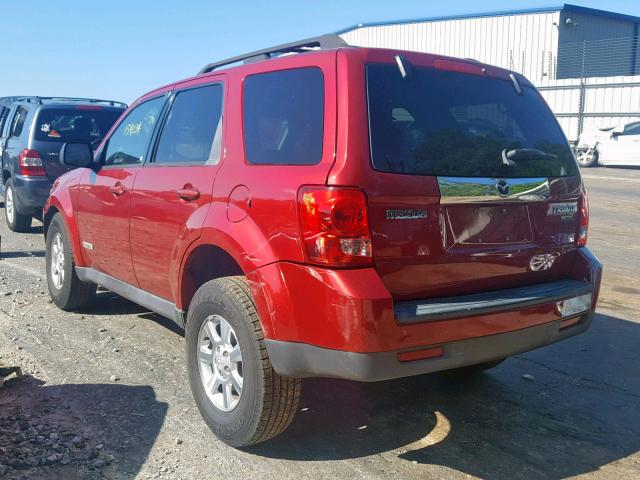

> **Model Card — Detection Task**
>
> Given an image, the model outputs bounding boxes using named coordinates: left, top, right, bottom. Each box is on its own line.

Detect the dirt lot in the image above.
left=0, top=167, right=639, bottom=480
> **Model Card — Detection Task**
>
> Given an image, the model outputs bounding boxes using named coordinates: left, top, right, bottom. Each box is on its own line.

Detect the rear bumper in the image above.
left=253, top=247, right=602, bottom=381
left=266, top=310, right=593, bottom=381
left=12, top=174, right=51, bottom=215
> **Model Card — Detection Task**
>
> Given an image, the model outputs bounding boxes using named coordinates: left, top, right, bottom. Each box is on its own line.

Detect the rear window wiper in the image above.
left=502, top=148, right=557, bottom=166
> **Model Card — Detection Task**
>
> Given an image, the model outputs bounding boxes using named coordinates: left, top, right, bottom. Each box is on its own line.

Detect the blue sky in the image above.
left=2, top=1, right=639, bottom=103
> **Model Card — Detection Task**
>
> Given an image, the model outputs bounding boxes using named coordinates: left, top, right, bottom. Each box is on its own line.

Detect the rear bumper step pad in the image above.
left=395, top=279, right=592, bottom=324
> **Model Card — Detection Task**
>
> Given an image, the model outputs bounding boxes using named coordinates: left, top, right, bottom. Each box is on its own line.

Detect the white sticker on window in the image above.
left=124, top=122, right=142, bottom=136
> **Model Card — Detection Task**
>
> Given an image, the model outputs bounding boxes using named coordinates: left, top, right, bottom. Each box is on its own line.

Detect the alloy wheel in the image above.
left=50, top=232, right=65, bottom=290
left=197, top=314, right=243, bottom=412
left=576, top=148, right=596, bottom=166
left=6, top=185, right=14, bottom=224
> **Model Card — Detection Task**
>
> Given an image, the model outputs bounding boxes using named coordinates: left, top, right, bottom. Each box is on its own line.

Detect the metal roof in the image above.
left=8, top=97, right=127, bottom=108
left=336, top=4, right=640, bottom=34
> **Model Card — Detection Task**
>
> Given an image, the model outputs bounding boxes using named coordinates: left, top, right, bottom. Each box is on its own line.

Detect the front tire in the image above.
left=576, top=147, right=598, bottom=167
left=5, top=178, right=32, bottom=232
left=46, top=213, right=96, bottom=310
left=186, top=276, right=301, bottom=447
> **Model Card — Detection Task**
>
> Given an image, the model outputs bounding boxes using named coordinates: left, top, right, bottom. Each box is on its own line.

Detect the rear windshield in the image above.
left=366, top=64, right=578, bottom=178
left=34, top=107, right=123, bottom=144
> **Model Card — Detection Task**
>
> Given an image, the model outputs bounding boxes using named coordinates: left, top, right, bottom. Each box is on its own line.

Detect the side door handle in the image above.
left=109, top=182, right=126, bottom=196
left=176, top=186, right=200, bottom=201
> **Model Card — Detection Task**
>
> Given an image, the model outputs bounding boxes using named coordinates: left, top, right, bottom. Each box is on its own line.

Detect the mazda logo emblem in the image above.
left=529, top=252, right=561, bottom=271
left=496, top=179, right=511, bottom=197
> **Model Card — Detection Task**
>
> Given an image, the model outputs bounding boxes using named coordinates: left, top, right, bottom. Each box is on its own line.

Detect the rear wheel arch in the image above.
left=2, top=170, right=10, bottom=185
left=179, top=243, right=244, bottom=314
left=178, top=243, right=276, bottom=338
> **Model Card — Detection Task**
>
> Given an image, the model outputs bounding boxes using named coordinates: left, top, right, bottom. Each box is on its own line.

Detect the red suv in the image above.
left=44, top=35, right=602, bottom=447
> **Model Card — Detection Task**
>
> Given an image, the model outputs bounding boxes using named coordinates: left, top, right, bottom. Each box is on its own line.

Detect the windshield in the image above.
left=34, top=107, right=123, bottom=144
left=366, top=64, right=578, bottom=178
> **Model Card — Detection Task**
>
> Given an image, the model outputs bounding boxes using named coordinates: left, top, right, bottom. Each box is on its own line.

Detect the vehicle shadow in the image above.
left=249, top=312, right=640, bottom=479
left=602, top=165, right=640, bottom=170
left=80, top=290, right=149, bottom=316
left=82, top=291, right=184, bottom=335
left=0, top=250, right=45, bottom=259
left=0, top=375, right=167, bottom=479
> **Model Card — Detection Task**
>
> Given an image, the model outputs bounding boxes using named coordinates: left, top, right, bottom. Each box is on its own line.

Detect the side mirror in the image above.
left=60, top=143, right=93, bottom=168
left=611, top=125, right=624, bottom=138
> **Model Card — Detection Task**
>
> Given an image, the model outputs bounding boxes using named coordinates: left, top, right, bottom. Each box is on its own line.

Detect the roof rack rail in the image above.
left=0, top=96, right=20, bottom=106
left=199, top=34, right=348, bottom=74
left=13, top=96, right=127, bottom=108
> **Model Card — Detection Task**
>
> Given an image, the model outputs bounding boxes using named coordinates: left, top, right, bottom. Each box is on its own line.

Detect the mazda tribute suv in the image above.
left=44, top=35, right=602, bottom=447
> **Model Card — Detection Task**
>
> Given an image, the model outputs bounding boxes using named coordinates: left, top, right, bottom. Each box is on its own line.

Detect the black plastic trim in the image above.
left=75, top=267, right=184, bottom=327
left=395, top=279, right=592, bottom=324
left=266, top=311, right=593, bottom=382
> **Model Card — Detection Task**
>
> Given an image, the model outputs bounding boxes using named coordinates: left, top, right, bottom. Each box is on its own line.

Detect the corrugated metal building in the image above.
left=338, top=4, right=640, bottom=82
left=338, top=4, right=640, bottom=140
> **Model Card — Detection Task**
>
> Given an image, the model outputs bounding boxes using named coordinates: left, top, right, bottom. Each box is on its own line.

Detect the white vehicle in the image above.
left=576, top=121, right=640, bottom=167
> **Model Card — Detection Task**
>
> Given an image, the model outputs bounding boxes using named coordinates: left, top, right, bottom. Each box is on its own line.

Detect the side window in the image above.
left=0, top=107, right=7, bottom=136
left=154, top=84, right=223, bottom=165
left=243, top=67, right=324, bottom=165
left=103, top=96, right=165, bottom=167
left=623, top=123, right=640, bottom=136
left=11, top=107, right=28, bottom=137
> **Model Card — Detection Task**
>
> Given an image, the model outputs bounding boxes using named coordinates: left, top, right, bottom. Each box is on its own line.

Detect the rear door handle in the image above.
left=177, top=187, right=200, bottom=201
left=109, top=182, right=126, bottom=196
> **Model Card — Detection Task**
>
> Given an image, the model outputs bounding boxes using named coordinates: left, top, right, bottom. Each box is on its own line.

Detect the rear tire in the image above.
left=186, top=276, right=301, bottom=447
left=443, top=359, right=505, bottom=378
left=5, top=179, right=32, bottom=232
left=46, top=213, right=96, bottom=310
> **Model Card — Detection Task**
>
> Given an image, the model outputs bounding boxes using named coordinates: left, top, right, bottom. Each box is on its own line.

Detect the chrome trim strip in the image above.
left=395, top=279, right=592, bottom=324
left=437, top=177, right=550, bottom=203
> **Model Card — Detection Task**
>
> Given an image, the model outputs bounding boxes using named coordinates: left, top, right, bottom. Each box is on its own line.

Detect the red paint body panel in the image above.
left=250, top=261, right=574, bottom=353
left=76, top=167, right=139, bottom=286
left=44, top=46, right=600, bottom=364
left=45, top=173, right=85, bottom=266
left=130, top=164, right=217, bottom=299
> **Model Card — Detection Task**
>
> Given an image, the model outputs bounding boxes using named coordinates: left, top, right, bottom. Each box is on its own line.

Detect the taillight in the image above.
left=297, top=187, right=372, bottom=266
left=18, top=149, right=46, bottom=176
left=434, top=59, right=494, bottom=77
left=577, top=193, right=589, bottom=246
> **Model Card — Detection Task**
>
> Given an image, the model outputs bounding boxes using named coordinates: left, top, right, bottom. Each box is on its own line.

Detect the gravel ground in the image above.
left=0, top=167, right=639, bottom=479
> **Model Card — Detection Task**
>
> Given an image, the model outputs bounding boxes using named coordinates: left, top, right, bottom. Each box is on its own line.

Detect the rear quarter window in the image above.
left=243, top=67, right=324, bottom=165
